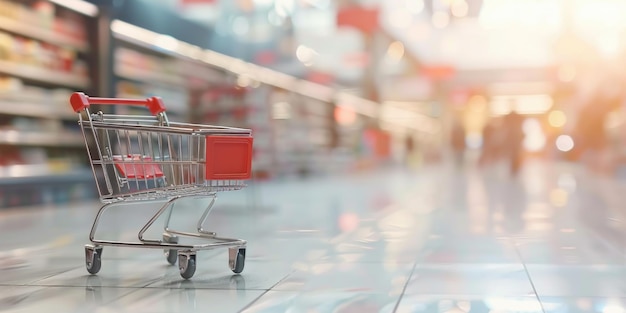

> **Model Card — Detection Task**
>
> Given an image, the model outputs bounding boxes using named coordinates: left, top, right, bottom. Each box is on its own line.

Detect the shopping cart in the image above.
left=70, top=92, right=253, bottom=279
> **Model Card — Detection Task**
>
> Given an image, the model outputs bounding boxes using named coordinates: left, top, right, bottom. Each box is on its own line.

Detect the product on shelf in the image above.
left=0, top=30, right=87, bottom=76
left=0, top=76, right=21, bottom=93
left=32, top=1, right=55, bottom=29
left=0, top=0, right=87, bottom=41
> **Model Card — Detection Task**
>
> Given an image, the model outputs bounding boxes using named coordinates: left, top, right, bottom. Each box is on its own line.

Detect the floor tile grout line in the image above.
left=13, top=283, right=280, bottom=292
left=391, top=259, right=419, bottom=313
left=236, top=269, right=295, bottom=313
left=86, top=284, right=149, bottom=307
left=512, top=237, right=547, bottom=313
left=25, top=266, right=83, bottom=285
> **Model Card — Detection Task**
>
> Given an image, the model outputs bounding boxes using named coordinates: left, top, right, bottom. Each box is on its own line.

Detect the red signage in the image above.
left=179, top=0, right=216, bottom=4
left=421, top=65, right=456, bottom=81
left=337, top=6, right=380, bottom=34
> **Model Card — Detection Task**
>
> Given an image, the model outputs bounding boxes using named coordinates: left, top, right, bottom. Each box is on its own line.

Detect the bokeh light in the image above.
left=556, top=135, right=575, bottom=152
left=548, top=110, right=567, bottom=128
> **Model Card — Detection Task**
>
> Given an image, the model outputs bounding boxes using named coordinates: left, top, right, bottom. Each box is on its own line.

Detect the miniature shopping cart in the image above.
left=70, top=92, right=253, bottom=279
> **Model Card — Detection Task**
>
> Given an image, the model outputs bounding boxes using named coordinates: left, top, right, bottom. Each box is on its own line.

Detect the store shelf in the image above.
left=0, top=130, right=83, bottom=147
left=0, top=164, right=92, bottom=186
left=0, top=60, right=89, bottom=89
left=0, top=101, right=76, bottom=119
left=115, top=65, right=186, bottom=88
left=0, top=16, right=89, bottom=52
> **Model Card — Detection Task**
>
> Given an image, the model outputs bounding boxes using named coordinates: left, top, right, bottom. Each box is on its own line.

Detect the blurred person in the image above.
left=574, top=90, right=623, bottom=174
left=404, top=134, right=416, bottom=167
left=478, top=118, right=501, bottom=168
left=450, top=121, right=466, bottom=167
left=503, top=110, right=525, bottom=176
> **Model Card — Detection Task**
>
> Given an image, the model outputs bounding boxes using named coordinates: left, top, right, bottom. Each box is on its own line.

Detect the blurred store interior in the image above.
left=1, top=0, right=626, bottom=207
left=0, top=0, right=624, bottom=204
left=0, top=0, right=625, bottom=311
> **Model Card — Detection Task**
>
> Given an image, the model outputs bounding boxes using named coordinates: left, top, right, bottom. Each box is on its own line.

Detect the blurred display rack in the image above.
left=0, top=15, right=89, bottom=52
left=0, top=100, right=75, bottom=119
left=109, top=19, right=440, bottom=176
left=0, top=0, right=99, bottom=208
left=0, top=130, right=82, bottom=146
left=0, top=60, right=89, bottom=89
left=0, top=164, right=91, bottom=185
left=0, top=164, right=96, bottom=208
left=114, top=63, right=186, bottom=88
left=109, top=20, right=369, bottom=115
left=110, top=20, right=277, bottom=177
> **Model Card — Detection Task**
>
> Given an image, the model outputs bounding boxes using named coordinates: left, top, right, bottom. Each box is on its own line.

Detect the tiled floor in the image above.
left=0, top=161, right=624, bottom=312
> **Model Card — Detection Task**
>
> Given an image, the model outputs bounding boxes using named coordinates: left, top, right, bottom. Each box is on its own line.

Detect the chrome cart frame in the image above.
left=70, top=92, right=253, bottom=279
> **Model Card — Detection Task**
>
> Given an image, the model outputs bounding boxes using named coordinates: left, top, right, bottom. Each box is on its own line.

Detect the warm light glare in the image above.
left=296, top=45, right=318, bottom=66
left=335, top=106, right=357, bottom=125
left=432, top=11, right=450, bottom=28
left=390, top=10, right=414, bottom=29
left=522, top=118, right=546, bottom=152
left=523, top=132, right=546, bottom=152
left=556, top=135, right=574, bottom=152
left=558, top=65, right=577, bottom=82
left=408, top=22, right=431, bottom=42
left=387, top=41, right=405, bottom=61
left=451, top=0, right=469, bottom=18
left=550, top=188, right=568, bottom=207
left=491, top=94, right=553, bottom=116
left=468, top=95, right=487, bottom=112
left=548, top=110, right=567, bottom=128
left=406, top=0, right=425, bottom=14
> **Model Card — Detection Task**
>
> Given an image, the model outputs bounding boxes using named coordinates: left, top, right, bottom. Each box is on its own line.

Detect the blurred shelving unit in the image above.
left=107, top=19, right=393, bottom=178
left=0, top=0, right=99, bottom=207
left=109, top=20, right=276, bottom=178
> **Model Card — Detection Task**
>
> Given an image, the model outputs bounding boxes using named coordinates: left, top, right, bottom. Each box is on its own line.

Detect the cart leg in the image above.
left=163, top=199, right=175, bottom=233
left=196, top=196, right=217, bottom=236
left=138, top=197, right=180, bottom=243
left=163, top=232, right=178, bottom=265
left=89, top=202, right=116, bottom=242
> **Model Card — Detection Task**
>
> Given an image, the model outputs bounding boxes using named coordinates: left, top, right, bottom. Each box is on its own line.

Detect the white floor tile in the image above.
left=272, top=262, right=414, bottom=294
left=0, top=285, right=137, bottom=313
left=241, top=291, right=400, bottom=313
left=106, top=288, right=264, bottom=313
left=0, top=162, right=624, bottom=312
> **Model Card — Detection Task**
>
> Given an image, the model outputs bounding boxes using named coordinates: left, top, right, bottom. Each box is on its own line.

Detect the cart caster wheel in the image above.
left=85, top=245, right=103, bottom=275
left=229, top=247, right=245, bottom=274
left=178, top=253, right=196, bottom=279
left=163, top=233, right=179, bottom=266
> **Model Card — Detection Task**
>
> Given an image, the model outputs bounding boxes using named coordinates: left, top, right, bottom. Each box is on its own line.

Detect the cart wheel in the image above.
left=229, top=247, right=245, bottom=274
left=178, top=253, right=196, bottom=279
left=165, top=249, right=177, bottom=265
left=163, top=233, right=178, bottom=266
left=85, top=245, right=103, bottom=275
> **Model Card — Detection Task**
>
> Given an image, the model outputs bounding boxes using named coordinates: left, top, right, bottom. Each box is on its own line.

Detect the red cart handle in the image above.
left=70, top=92, right=166, bottom=116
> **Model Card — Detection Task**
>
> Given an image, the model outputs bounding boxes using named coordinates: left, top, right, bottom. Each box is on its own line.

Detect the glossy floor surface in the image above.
left=0, top=161, right=624, bottom=312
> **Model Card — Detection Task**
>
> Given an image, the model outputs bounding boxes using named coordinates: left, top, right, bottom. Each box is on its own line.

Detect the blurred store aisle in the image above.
left=0, top=161, right=624, bottom=313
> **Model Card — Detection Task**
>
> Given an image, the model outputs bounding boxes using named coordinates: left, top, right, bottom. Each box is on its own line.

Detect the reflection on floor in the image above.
left=0, top=160, right=624, bottom=312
